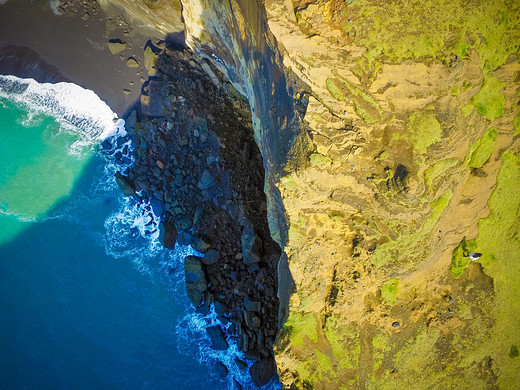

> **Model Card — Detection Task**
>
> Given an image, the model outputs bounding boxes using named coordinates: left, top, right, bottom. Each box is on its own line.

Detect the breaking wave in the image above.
left=0, top=75, right=126, bottom=154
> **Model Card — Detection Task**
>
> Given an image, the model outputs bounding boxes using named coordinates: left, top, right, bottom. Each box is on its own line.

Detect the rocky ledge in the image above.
left=113, top=43, right=280, bottom=386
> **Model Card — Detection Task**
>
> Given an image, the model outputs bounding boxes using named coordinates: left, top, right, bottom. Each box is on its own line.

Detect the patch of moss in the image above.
left=406, top=112, right=443, bottom=154
left=381, top=279, right=399, bottom=305
left=283, top=312, right=318, bottom=347
left=462, top=104, right=473, bottom=118
left=310, top=153, right=329, bottom=166
left=472, top=75, right=506, bottom=121
left=424, top=158, right=459, bottom=190
left=470, top=151, right=520, bottom=387
left=450, top=237, right=478, bottom=278
left=372, top=190, right=453, bottom=267
left=467, top=127, right=498, bottom=168
left=510, top=345, right=519, bottom=358
left=340, top=0, right=520, bottom=70
left=326, top=78, right=347, bottom=102
left=451, top=85, right=461, bottom=96
left=280, top=174, right=298, bottom=190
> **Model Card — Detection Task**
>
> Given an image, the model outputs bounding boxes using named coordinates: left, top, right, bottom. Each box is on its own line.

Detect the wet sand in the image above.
left=0, top=0, right=151, bottom=115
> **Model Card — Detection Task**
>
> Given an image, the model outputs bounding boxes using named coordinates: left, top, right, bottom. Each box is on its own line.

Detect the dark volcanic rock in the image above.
left=115, top=172, right=135, bottom=196
left=159, top=221, right=177, bottom=249
left=184, top=255, right=207, bottom=306
left=249, top=357, right=276, bottom=387
left=126, top=46, right=281, bottom=386
left=241, top=225, right=262, bottom=265
left=206, top=325, right=229, bottom=350
left=202, top=249, right=220, bottom=265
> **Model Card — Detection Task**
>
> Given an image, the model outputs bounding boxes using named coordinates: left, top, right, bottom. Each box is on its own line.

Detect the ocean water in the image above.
left=0, top=76, right=268, bottom=389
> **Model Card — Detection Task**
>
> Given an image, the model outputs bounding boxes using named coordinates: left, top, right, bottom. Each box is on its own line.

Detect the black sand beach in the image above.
left=0, top=0, right=150, bottom=115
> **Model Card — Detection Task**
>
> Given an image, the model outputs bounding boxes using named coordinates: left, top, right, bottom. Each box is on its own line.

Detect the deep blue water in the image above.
left=0, top=76, right=264, bottom=389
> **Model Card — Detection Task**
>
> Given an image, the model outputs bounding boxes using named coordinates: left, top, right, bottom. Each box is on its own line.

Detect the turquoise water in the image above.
left=0, top=77, right=253, bottom=389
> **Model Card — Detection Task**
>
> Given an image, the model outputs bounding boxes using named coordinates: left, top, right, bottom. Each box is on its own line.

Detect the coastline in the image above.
left=0, top=0, right=149, bottom=116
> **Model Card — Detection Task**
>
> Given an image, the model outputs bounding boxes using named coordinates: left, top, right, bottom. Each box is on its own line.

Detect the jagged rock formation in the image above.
left=116, top=46, right=281, bottom=386
left=101, top=0, right=520, bottom=388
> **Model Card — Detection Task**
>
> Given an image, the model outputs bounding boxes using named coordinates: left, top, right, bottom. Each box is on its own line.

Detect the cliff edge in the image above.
left=102, top=0, right=520, bottom=388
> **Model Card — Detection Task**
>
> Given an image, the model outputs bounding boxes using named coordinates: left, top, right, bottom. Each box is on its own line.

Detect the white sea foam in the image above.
left=0, top=75, right=126, bottom=154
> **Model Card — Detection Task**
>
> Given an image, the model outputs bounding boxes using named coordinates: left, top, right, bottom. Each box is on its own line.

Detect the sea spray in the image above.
left=0, top=75, right=125, bottom=155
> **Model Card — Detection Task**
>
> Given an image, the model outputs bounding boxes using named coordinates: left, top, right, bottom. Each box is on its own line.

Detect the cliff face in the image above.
left=100, top=0, right=520, bottom=388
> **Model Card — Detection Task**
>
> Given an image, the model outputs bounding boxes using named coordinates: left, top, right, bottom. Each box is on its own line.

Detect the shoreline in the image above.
left=0, top=0, right=150, bottom=116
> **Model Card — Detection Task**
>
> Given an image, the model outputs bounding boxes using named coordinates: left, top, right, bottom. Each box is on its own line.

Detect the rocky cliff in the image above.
left=101, top=0, right=520, bottom=388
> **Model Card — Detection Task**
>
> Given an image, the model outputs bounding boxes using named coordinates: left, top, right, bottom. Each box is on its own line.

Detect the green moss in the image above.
left=341, top=0, right=520, bottom=70
left=467, top=127, right=498, bottom=168
left=472, top=75, right=506, bottom=121
left=310, top=153, right=329, bottom=166
left=280, top=174, right=298, bottom=190
left=372, top=190, right=452, bottom=267
left=381, top=278, right=399, bottom=305
left=326, top=78, right=347, bottom=102
left=451, top=85, right=461, bottom=96
left=462, top=104, right=473, bottom=117
left=470, top=151, right=520, bottom=387
left=424, top=158, right=459, bottom=190
left=283, top=312, right=318, bottom=347
left=324, top=318, right=360, bottom=370
left=450, top=237, right=478, bottom=278
left=406, top=112, right=443, bottom=154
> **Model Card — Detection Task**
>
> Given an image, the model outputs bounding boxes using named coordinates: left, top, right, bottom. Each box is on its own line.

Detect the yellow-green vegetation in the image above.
left=450, top=237, right=479, bottom=277
left=424, top=158, right=459, bottom=190
left=467, top=127, right=499, bottom=168
left=380, top=278, right=399, bottom=305
left=341, top=0, right=520, bottom=70
left=280, top=174, right=298, bottom=190
left=310, top=153, right=329, bottom=166
left=406, top=112, right=443, bottom=155
left=326, top=71, right=383, bottom=124
left=471, top=75, right=506, bottom=121
left=462, top=151, right=520, bottom=387
left=514, top=116, right=520, bottom=135
left=372, top=190, right=453, bottom=267
left=282, top=311, right=318, bottom=347
left=324, top=318, right=360, bottom=370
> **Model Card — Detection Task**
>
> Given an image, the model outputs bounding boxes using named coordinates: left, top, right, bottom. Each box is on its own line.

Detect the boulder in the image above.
left=159, top=221, right=177, bottom=249
left=107, top=39, right=126, bottom=55
left=176, top=231, right=191, bottom=246
left=202, top=249, right=220, bottom=265
left=184, top=255, right=207, bottom=306
left=249, top=357, right=276, bottom=387
left=143, top=41, right=160, bottom=76
left=190, top=235, right=210, bottom=253
left=115, top=172, right=134, bottom=196
left=206, top=325, right=228, bottom=350
left=244, top=296, right=261, bottom=312
left=197, top=169, right=215, bottom=190
left=214, top=361, right=228, bottom=379
left=241, top=226, right=262, bottom=264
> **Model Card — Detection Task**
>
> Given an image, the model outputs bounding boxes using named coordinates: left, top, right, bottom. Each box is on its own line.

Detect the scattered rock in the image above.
left=206, top=325, right=229, bottom=350
left=108, top=39, right=126, bottom=55
left=126, top=57, right=139, bottom=68
left=144, top=40, right=160, bottom=76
